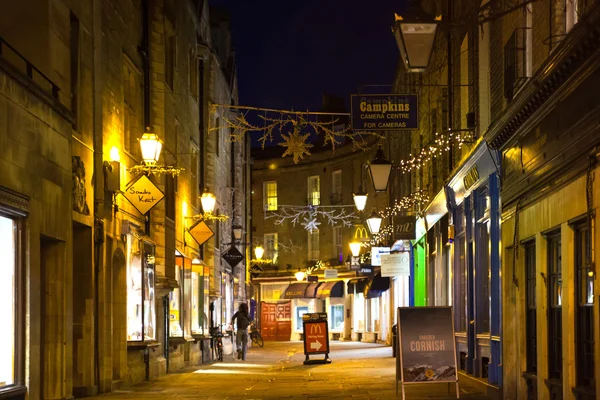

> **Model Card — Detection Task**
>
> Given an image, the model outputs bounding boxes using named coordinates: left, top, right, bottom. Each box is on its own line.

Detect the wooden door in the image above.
left=260, top=302, right=278, bottom=341
left=275, top=302, right=291, bottom=341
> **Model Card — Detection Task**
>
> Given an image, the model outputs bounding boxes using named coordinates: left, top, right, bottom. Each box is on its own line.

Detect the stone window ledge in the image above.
left=127, top=340, right=160, bottom=350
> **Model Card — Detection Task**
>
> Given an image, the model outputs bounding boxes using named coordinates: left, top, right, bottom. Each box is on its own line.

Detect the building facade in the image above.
left=0, top=0, right=249, bottom=399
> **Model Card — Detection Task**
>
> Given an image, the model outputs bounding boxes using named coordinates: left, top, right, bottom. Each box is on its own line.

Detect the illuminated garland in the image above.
left=264, top=205, right=356, bottom=231
left=128, top=165, right=184, bottom=177
left=399, top=130, right=471, bottom=174
left=380, top=189, right=429, bottom=219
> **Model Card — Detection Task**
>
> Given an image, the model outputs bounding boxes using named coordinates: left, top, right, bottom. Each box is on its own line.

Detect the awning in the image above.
left=364, top=273, right=390, bottom=299
left=347, top=278, right=369, bottom=295
left=282, top=282, right=310, bottom=299
left=305, top=282, right=320, bottom=298
left=316, top=281, right=344, bottom=298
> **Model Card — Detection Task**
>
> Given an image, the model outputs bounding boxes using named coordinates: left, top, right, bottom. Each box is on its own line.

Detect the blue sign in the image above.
left=351, top=94, right=418, bottom=131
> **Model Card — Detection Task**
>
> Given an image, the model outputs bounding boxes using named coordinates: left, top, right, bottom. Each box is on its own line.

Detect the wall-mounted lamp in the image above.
left=128, top=126, right=183, bottom=176
left=188, top=188, right=229, bottom=222
left=254, top=246, right=264, bottom=260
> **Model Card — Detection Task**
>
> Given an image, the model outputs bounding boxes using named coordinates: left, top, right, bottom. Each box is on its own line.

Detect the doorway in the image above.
left=260, top=301, right=291, bottom=341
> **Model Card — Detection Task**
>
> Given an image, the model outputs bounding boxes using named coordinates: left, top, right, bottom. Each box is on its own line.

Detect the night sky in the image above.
left=209, top=0, right=408, bottom=112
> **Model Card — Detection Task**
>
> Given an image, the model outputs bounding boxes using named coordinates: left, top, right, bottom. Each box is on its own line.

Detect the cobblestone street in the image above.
left=89, top=342, right=492, bottom=400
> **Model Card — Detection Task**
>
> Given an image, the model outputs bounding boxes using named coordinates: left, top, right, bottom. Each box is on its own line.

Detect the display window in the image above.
left=191, top=271, right=201, bottom=334
left=0, top=215, right=15, bottom=388
left=329, top=304, right=344, bottom=331
left=353, top=293, right=365, bottom=331
left=169, top=264, right=183, bottom=337
left=127, top=236, right=156, bottom=341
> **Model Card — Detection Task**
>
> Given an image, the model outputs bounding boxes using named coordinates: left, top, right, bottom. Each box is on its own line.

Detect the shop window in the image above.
left=307, top=175, right=320, bottom=206
left=169, top=263, right=183, bottom=337
left=329, top=304, right=344, bottom=331
left=547, top=233, right=562, bottom=381
left=0, top=215, right=17, bottom=388
left=127, top=238, right=156, bottom=341
left=201, top=265, right=210, bottom=334
left=476, top=221, right=490, bottom=333
left=354, top=293, right=365, bottom=331
left=371, top=297, right=380, bottom=332
left=296, top=306, right=308, bottom=332
left=191, top=271, right=201, bottom=334
left=308, top=229, right=320, bottom=261
left=524, top=242, right=537, bottom=374
left=575, top=223, right=595, bottom=392
left=264, top=233, right=278, bottom=264
left=264, top=181, right=277, bottom=211
left=457, top=234, right=467, bottom=332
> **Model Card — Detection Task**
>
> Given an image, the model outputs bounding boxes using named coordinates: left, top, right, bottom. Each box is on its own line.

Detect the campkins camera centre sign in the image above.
left=395, top=306, right=459, bottom=399
left=351, top=94, right=418, bottom=131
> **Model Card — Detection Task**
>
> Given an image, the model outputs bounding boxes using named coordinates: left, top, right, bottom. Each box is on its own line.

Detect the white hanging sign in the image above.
left=324, top=269, right=338, bottom=279
left=381, top=252, right=410, bottom=277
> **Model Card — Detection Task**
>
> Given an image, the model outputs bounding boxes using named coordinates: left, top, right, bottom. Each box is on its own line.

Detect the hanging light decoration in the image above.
left=139, top=128, right=163, bottom=165
left=368, top=146, right=393, bottom=192
left=353, top=184, right=368, bottom=211
left=366, top=209, right=383, bottom=235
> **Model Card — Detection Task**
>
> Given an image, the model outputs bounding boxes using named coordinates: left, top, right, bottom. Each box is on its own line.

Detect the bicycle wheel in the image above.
left=253, top=333, right=264, bottom=347
left=217, top=346, right=223, bottom=362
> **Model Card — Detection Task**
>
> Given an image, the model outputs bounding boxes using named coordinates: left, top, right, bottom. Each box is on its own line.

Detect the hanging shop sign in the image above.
left=222, top=245, right=244, bottom=268
left=371, top=247, right=391, bottom=266
left=188, top=220, right=214, bottom=246
left=124, top=175, right=165, bottom=215
left=324, top=269, right=338, bottom=279
left=307, top=275, right=319, bottom=283
left=350, top=256, right=360, bottom=270
left=302, top=313, right=331, bottom=365
left=358, top=266, right=374, bottom=276
left=381, top=252, right=410, bottom=277
left=395, top=307, right=458, bottom=399
left=394, top=215, right=416, bottom=240
left=351, top=94, right=418, bottom=131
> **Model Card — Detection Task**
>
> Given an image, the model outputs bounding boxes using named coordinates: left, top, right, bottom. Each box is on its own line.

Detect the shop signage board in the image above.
left=124, top=175, right=165, bottom=215
left=350, top=256, right=360, bottom=270
left=307, top=275, right=318, bottom=283
left=395, top=306, right=458, bottom=400
left=394, top=215, right=416, bottom=240
left=222, top=245, right=243, bottom=268
left=188, top=220, right=214, bottom=246
left=381, top=252, right=410, bottom=277
left=324, top=269, right=338, bottom=279
left=371, top=247, right=391, bottom=266
left=302, top=312, right=331, bottom=365
left=351, top=94, right=418, bottom=131
left=358, top=266, right=374, bottom=276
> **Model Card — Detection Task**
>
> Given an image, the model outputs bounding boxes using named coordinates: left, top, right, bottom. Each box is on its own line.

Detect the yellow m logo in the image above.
left=310, top=324, right=322, bottom=334
left=354, top=226, right=368, bottom=240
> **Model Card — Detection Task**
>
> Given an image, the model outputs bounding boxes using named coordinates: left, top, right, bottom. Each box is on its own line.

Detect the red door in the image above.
left=261, top=301, right=292, bottom=341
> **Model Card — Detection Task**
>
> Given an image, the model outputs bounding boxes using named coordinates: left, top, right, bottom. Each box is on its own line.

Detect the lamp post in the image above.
left=368, top=146, right=393, bottom=192
left=366, top=209, right=383, bottom=235
left=393, top=0, right=440, bottom=73
left=353, top=184, right=368, bottom=212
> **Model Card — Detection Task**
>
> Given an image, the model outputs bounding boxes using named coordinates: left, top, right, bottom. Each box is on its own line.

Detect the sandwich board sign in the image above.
left=302, top=313, right=331, bottom=365
left=396, top=306, right=458, bottom=399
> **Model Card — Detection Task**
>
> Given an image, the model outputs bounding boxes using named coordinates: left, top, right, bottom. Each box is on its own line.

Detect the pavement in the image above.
left=89, top=341, right=493, bottom=400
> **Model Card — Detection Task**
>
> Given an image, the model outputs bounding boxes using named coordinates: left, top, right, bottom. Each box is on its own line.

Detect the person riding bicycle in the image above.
left=231, top=303, right=250, bottom=360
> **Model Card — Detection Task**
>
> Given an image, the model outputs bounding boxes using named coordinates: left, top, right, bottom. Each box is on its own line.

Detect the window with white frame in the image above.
left=307, top=176, right=320, bottom=206
left=127, top=238, right=156, bottom=341
left=308, top=229, right=320, bottom=261
left=264, top=181, right=277, bottom=211
left=264, top=233, right=278, bottom=264
left=333, top=226, right=343, bottom=263
left=331, top=170, right=342, bottom=204
left=0, top=215, right=17, bottom=388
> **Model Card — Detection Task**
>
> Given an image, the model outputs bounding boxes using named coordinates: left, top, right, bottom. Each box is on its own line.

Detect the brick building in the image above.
left=0, top=0, right=249, bottom=399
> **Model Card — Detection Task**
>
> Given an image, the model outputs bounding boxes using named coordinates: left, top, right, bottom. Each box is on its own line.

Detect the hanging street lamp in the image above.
left=393, top=0, right=441, bottom=73
left=366, top=209, right=383, bottom=235
left=295, top=270, right=307, bottom=281
left=232, top=224, right=244, bottom=242
left=139, top=127, right=163, bottom=165
left=353, top=184, right=368, bottom=212
left=368, top=146, right=393, bottom=192
left=349, top=241, right=362, bottom=257
left=200, top=189, right=217, bottom=215
left=254, top=246, right=265, bottom=261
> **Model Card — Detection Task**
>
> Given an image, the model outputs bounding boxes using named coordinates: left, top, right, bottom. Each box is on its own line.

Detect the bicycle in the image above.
left=249, top=321, right=264, bottom=347
left=210, top=324, right=226, bottom=361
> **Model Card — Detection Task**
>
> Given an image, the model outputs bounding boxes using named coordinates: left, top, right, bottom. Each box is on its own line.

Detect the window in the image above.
left=329, top=304, right=344, bottom=331
left=70, top=12, right=80, bottom=130
left=524, top=242, right=537, bottom=374
left=189, top=49, right=198, bottom=99
left=307, top=176, right=320, bottom=206
left=123, top=57, right=140, bottom=154
left=264, top=233, right=278, bottom=264
left=165, top=175, right=176, bottom=220
left=504, top=7, right=532, bottom=101
left=308, top=229, right=320, bottom=261
left=201, top=264, right=210, bottom=334
left=296, top=306, right=308, bottom=331
left=457, top=234, right=467, bottom=332
left=264, top=181, right=277, bottom=211
left=0, top=215, right=17, bottom=388
left=547, top=233, right=562, bottom=381
left=333, top=226, right=342, bottom=263
left=165, top=34, right=175, bottom=90
left=127, top=238, right=156, bottom=341
left=191, top=270, right=201, bottom=334
left=354, top=293, right=365, bottom=331
left=331, top=170, right=342, bottom=204
left=190, top=146, right=199, bottom=206
left=169, top=262, right=183, bottom=337
left=215, top=117, right=220, bottom=157
left=566, top=0, right=579, bottom=33
left=575, top=223, right=595, bottom=391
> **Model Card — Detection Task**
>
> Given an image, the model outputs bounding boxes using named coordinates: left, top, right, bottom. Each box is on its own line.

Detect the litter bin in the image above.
left=392, top=324, right=398, bottom=358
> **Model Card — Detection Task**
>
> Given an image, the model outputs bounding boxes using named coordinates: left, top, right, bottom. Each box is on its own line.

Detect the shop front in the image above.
left=348, top=274, right=390, bottom=343
left=447, top=140, right=501, bottom=386
left=315, top=281, right=345, bottom=340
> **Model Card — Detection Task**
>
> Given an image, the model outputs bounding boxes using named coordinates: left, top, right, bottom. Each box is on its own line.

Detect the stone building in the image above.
left=0, top=0, right=249, bottom=399
left=393, top=0, right=600, bottom=398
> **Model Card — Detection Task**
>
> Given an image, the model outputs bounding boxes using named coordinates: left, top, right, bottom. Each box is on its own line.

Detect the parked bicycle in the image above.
left=249, top=321, right=264, bottom=347
left=210, top=324, right=227, bottom=361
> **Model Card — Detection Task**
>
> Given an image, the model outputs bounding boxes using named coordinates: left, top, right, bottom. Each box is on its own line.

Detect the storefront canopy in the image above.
left=364, top=273, right=390, bottom=299
left=316, top=281, right=344, bottom=298
left=305, top=282, right=320, bottom=298
left=347, top=278, right=369, bottom=295
left=282, top=282, right=310, bottom=299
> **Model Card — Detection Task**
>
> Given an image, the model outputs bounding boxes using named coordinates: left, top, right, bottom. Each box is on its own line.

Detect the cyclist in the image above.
left=231, top=303, right=250, bottom=360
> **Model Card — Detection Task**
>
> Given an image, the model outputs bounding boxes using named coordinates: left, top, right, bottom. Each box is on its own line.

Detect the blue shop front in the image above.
left=446, top=141, right=502, bottom=388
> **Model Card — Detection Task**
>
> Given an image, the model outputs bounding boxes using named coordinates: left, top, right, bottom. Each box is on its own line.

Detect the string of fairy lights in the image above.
left=380, top=189, right=430, bottom=219
left=399, top=130, right=470, bottom=174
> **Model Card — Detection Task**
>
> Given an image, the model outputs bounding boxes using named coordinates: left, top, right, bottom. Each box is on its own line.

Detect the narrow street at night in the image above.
left=87, top=342, right=491, bottom=400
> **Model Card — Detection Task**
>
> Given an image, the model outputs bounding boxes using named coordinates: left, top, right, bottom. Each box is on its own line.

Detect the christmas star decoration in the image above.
left=278, top=129, right=313, bottom=164
left=301, top=217, right=321, bottom=232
